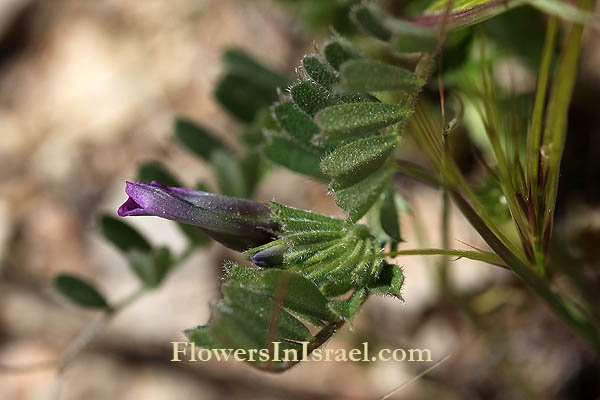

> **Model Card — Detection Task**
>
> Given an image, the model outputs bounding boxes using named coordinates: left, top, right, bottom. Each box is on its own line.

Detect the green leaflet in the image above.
left=315, top=102, right=410, bottom=136
left=227, top=262, right=263, bottom=286
left=215, top=74, right=274, bottom=123
left=329, top=287, right=368, bottom=323
left=211, top=150, right=248, bottom=198
left=286, top=71, right=379, bottom=146
left=366, top=189, right=408, bottom=246
left=175, top=118, right=228, bottom=161
left=345, top=3, right=441, bottom=53
left=321, top=134, right=399, bottom=189
left=222, top=49, right=289, bottom=88
left=302, top=55, right=341, bottom=88
left=54, top=274, right=111, bottom=310
left=267, top=99, right=329, bottom=179
left=335, top=167, right=395, bottom=223
left=340, top=59, right=424, bottom=92
left=238, top=150, right=264, bottom=198
left=290, top=81, right=339, bottom=117
left=351, top=5, right=391, bottom=41
left=102, top=217, right=179, bottom=288
left=337, top=91, right=379, bottom=105
left=189, top=289, right=311, bottom=357
left=371, top=8, right=437, bottom=53
left=379, top=187, right=403, bottom=243
left=216, top=49, right=290, bottom=123
left=127, top=247, right=175, bottom=288
left=100, top=215, right=152, bottom=254
left=323, top=39, right=360, bottom=70
left=289, top=80, right=377, bottom=121
left=263, top=136, right=328, bottom=181
left=272, top=101, right=321, bottom=148
left=261, top=269, right=337, bottom=321
left=265, top=203, right=386, bottom=296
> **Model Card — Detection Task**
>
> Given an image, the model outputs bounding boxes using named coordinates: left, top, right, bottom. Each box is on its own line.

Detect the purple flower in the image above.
left=118, top=181, right=278, bottom=251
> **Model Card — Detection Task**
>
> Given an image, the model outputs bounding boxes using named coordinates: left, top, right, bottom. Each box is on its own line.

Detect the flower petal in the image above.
left=118, top=181, right=278, bottom=251
left=117, top=196, right=149, bottom=217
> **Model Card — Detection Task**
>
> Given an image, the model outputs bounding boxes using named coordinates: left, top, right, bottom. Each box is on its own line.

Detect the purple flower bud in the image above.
left=118, top=181, right=278, bottom=251
left=251, top=243, right=287, bottom=267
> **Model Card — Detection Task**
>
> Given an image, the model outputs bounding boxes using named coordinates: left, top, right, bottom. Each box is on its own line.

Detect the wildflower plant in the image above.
left=54, top=0, right=600, bottom=373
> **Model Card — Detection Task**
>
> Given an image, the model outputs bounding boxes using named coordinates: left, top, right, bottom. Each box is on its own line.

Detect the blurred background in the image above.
left=1, top=0, right=599, bottom=399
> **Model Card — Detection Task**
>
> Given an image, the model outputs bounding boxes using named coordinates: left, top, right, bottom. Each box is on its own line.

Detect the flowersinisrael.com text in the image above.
left=171, top=342, right=432, bottom=363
